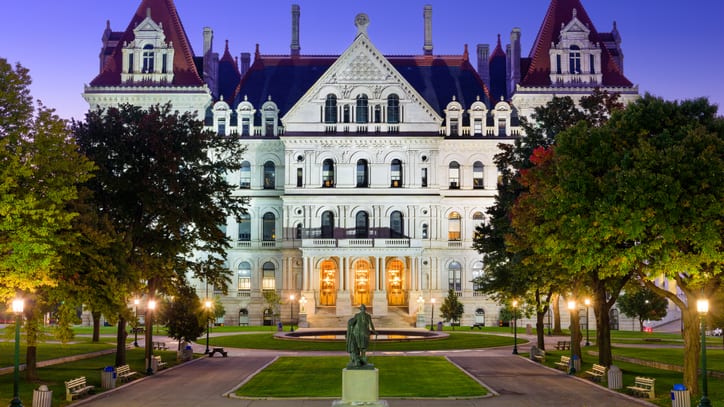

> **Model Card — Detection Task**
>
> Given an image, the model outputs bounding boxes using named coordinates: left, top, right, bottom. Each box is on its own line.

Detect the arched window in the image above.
left=238, top=262, right=251, bottom=291
left=449, top=161, right=460, bottom=189
left=239, top=161, right=251, bottom=189
left=448, top=212, right=461, bottom=241
left=295, top=223, right=303, bottom=240
left=321, top=211, right=335, bottom=238
left=569, top=45, right=581, bottom=74
left=324, top=94, right=337, bottom=123
left=262, top=212, right=276, bottom=241
left=472, top=261, right=484, bottom=291
left=238, top=214, right=251, bottom=241
left=387, top=94, right=400, bottom=123
left=472, top=212, right=484, bottom=221
left=262, top=262, right=275, bottom=291
left=142, top=44, right=155, bottom=73
left=263, top=161, right=275, bottom=189
left=322, top=159, right=335, bottom=187
left=422, top=223, right=429, bottom=239
left=448, top=261, right=462, bottom=291
left=473, top=161, right=484, bottom=189
left=356, top=94, right=369, bottom=123
left=390, top=159, right=402, bottom=187
left=356, top=159, right=369, bottom=188
left=390, top=211, right=404, bottom=238
left=355, top=211, right=369, bottom=238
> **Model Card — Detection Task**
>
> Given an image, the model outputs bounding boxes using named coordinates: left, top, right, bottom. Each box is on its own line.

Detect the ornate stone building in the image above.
left=84, top=0, right=639, bottom=327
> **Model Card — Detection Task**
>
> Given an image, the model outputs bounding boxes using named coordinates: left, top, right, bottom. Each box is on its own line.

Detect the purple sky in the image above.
left=2, top=1, right=722, bottom=121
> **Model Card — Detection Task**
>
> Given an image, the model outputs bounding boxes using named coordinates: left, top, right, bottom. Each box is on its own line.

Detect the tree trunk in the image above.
left=639, top=318, right=644, bottom=332
left=115, top=317, right=128, bottom=366
left=25, top=345, right=38, bottom=381
left=92, top=310, right=101, bottom=342
left=593, top=296, right=613, bottom=366
left=552, top=293, right=563, bottom=334
left=569, top=307, right=582, bottom=363
left=682, top=305, right=701, bottom=395
left=536, top=310, right=546, bottom=349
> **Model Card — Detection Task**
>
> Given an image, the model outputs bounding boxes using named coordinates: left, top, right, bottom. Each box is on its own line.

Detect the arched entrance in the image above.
left=386, top=259, right=405, bottom=306
left=352, top=259, right=372, bottom=306
left=319, top=259, right=337, bottom=306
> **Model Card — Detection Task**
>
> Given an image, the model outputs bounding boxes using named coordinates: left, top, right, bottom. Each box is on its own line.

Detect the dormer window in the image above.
left=120, top=9, right=175, bottom=84
left=142, top=44, right=155, bottom=73
left=261, top=97, right=279, bottom=136
left=569, top=45, right=581, bottom=74
left=548, top=8, right=603, bottom=86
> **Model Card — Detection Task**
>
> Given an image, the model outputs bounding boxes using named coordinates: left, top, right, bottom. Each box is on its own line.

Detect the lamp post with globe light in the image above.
left=133, top=298, right=140, bottom=347
left=11, top=298, right=24, bottom=407
left=430, top=298, right=436, bottom=331
left=512, top=300, right=519, bottom=354
left=568, top=300, right=577, bottom=375
left=290, top=294, right=295, bottom=332
left=584, top=298, right=591, bottom=346
left=697, top=298, right=711, bottom=407
left=146, top=299, right=156, bottom=375
left=204, top=300, right=212, bottom=354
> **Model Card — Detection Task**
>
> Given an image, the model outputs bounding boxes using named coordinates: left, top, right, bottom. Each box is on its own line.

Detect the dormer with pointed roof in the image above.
left=488, top=34, right=507, bottom=102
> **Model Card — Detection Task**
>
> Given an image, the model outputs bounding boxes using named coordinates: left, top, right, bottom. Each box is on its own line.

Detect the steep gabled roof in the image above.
left=520, top=0, right=632, bottom=87
left=89, top=0, right=203, bottom=87
left=218, top=40, right=241, bottom=102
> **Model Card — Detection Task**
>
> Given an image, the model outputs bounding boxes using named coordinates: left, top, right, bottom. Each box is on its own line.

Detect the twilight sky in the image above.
left=2, top=0, right=723, bottom=121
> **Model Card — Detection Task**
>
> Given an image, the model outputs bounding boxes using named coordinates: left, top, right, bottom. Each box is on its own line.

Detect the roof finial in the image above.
left=463, top=44, right=469, bottom=61
left=225, top=39, right=229, bottom=52
left=572, top=8, right=577, bottom=19
left=146, top=8, right=151, bottom=19
left=355, top=13, right=370, bottom=35
left=255, top=43, right=260, bottom=58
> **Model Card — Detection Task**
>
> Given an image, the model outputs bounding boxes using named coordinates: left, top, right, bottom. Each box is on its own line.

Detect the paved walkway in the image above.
left=73, top=333, right=655, bottom=407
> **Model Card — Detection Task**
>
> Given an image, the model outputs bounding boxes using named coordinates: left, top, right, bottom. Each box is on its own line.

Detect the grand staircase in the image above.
left=306, top=306, right=415, bottom=328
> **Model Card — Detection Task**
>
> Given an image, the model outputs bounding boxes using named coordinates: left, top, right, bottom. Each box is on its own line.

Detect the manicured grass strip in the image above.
left=236, top=356, right=487, bottom=398
left=611, top=346, right=724, bottom=372
left=211, top=332, right=515, bottom=351
left=0, top=340, right=115, bottom=368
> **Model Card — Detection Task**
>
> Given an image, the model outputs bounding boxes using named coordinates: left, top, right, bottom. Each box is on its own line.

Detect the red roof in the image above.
left=89, top=0, right=203, bottom=87
left=489, top=34, right=506, bottom=62
left=520, top=0, right=632, bottom=87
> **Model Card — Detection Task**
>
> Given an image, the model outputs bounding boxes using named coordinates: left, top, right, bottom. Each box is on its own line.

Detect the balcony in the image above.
left=302, top=238, right=410, bottom=248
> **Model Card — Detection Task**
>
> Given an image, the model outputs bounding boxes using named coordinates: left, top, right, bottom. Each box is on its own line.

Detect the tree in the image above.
left=72, top=103, right=248, bottom=362
left=0, top=59, right=93, bottom=379
left=263, top=290, right=282, bottom=326
left=158, top=286, right=205, bottom=348
left=616, top=285, right=668, bottom=332
left=439, top=289, right=464, bottom=330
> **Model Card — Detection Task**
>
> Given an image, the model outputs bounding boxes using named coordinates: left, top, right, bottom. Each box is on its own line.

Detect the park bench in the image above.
left=153, top=355, right=168, bottom=370
left=208, top=347, right=228, bottom=357
left=130, top=327, right=144, bottom=334
left=554, top=340, right=570, bottom=350
left=585, top=364, right=607, bottom=382
left=627, top=376, right=655, bottom=398
left=65, top=376, right=94, bottom=401
left=153, top=341, right=168, bottom=350
left=529, top=348, right=546, bottom=363
left=554, top=355, right=570, bottom=371
left=115, top=364, right=138, bottom=382
left=470, top=323, right=484, bottom=330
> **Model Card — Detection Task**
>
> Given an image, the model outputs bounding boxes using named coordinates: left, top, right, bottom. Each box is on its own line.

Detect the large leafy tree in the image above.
left=158, top=285, right=205, bottom=347
left=616, top=284, right=668, bottom=332
left=72, top=103, right=248, bottom=360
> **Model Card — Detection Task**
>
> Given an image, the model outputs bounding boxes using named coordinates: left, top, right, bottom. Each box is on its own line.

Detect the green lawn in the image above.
left=236, top=356, right=487, bottom=398
left=0, top=340, right=115, bottom=367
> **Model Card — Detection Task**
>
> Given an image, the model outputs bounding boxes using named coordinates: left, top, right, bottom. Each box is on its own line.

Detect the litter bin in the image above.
left=569, top=354, right=581, bottom=374
left=32, top=384, right=52, bottom=407
left=101, top=365, right=116, bottom=389
left=607, top=365, right=622, bottom=389
left=437, top=321, right=443, bottom=331
left=671, top=384, right=690, bottom=407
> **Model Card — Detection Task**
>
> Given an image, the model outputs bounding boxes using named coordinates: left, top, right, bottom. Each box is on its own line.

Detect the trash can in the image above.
left=277, top=322, right=283, bottom=332
left=32, top=384, right=52, bottom=407
left=101, top=365, right=116, bottom=389
left=607, top=365, right=622, bottom=389
left=525, top=324, right=532, bottom=335
left=182, top=344, right=194, bottom=362
left=437, top=321, right=443, bottom=331
left=671, top=384, right=690, bottom=407
left=569, top=354, right=581, bottom=374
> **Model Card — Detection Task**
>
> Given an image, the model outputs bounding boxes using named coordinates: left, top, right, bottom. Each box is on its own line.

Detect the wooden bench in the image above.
left=208, top=347, right=228, bottom=357
left=532, top=349, right=546, bottom=363
left=585, top=364, right=607, bottom=382
left=153, top=355, right=168, bottom=370
left=554, top=355, right=571, bottom=371
left=153, top=341, right=168, bottom=350
left=65, top=376, right=94, bottom=401
left=554, top=340, right=571, bottom=350
left=470, top=323, right=484, bottom=330
left=627, top=376, right=655, bottom=399
left=115, top=364, right=138, bottom=382
left=130, top=327, right=144, bottom=334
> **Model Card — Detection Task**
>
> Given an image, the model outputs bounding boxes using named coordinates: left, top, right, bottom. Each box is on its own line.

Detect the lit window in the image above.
left=448, top=261, right=462, bottom=291
left=238, top=262, right=251, bottom=290
left=262, top=262, right=275, bottom=290
left=322, top=159, right=335, bottom=187
left=448, top=212, right=461, bottom=241
left=390, top=159, right=402, bottom=188
left=473, top=161, right=484, bottom=189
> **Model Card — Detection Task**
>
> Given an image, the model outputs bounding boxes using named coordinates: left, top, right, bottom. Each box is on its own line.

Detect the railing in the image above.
left=448, top=241, right=463, bottom=248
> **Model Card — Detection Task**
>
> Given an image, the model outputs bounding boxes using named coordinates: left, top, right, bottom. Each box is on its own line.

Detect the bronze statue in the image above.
left=346, top=304, right=376, bottom=368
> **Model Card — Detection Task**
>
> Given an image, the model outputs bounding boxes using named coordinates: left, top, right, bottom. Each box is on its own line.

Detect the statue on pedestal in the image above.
left=346, top=304, right=376, bottom=368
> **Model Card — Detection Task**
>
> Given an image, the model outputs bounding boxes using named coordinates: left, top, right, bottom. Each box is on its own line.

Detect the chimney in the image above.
left=203, top=27, right=214, bottom=56
left=423, top=5, right=433, bottom=55
left=291, top=4, right=301, bottom=56
left=476, top=44, right=490, bottom=88
left=508, top=28, right=521, bottom=98
left=240, top=52, right=251, bottom=76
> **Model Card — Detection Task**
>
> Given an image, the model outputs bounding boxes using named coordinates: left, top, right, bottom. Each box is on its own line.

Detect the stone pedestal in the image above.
left=332, top=368, right=388, bottom=407
left=298, top=313, right=308, bottom=328
left=416, top=313, right=427, bottom=328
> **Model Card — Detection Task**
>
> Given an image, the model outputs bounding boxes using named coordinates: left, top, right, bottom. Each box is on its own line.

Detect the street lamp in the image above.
left=568, top=300, right=577, bottom=375
left=204, top=300, right=212, bottom=354
left=289, top=294, right=295, bottom=332
left=584, top=298, right=591, bottom=346
left=146, top=299, right=156, bottom=375
left=512, top=300, right=519, bottom=355
left=430, top=298, right=436, bottom=331
left=697, top=298, right=711, bottom=407
left=11, top=298, right=24, bottom=407
left=133, top=298, right=140, bottom=347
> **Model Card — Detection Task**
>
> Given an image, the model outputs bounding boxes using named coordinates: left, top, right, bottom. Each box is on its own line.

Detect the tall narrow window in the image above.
left=374, top=105, right=381, bottom=123
left=448, top=212, right=461, bottom=241
left=296, top=168, right=303, bottom=187
left=142, top=44, right=154, bottom=73
left=390, top=211, right=404, bottom=238
left=241, top=117, right=250, bottom=136
left=324, top=94, right=337, bottom=123
left=238, top=262, right=251, bottom=291
left=322, top=159, right=335, bottom=187
left=265, top=116, right=275, bottom=136
left=387, top=94, right=400, bottom=123
left=217, top=118, right=226, bottom=136
left=473, top=161, right=484, bottom=189
left=355, top=94, right=368, bottom=123
left=450, top=118, right=459, bottom=136
left=422, top=223, right=429, bottom=239
left=263, top=161, right=275, bottom=189
left=355, top=211, right=369, bottom=238
left=472, top=261, right=484, bottom=291
left=556, top=54, right=562, bottom=74
left=356, top=159, right=369, bottom=188
left=569, top=45, right=581, bottom=74
left=239, top=161, right=251, bottom=189
left=161, top=54, right=168, bottom=73
left=390, top=159, right=402, bottom=188
left=321, top=211, right=334, bottom=238
left=262, top=262, right=275, bottom=291
left=238, top=214, right=251, bottom=241
left=421, top=168, right=428, bottom=188
left=473, top=119, right=482, bottom=135
left=295, top=223, right=303, bottom=239
left=448, top=261, right=462, bottom=291
left=589, top=54, right=595, bottom=74
left=343, top=105, right=350, bottom=123
left=128, top=54, right=134, bottom=73
left=448, top=161, right=460, bottom=189
left=262, top=212, right=276, bottom=241
left=498, top=118, right=506, bottom=137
